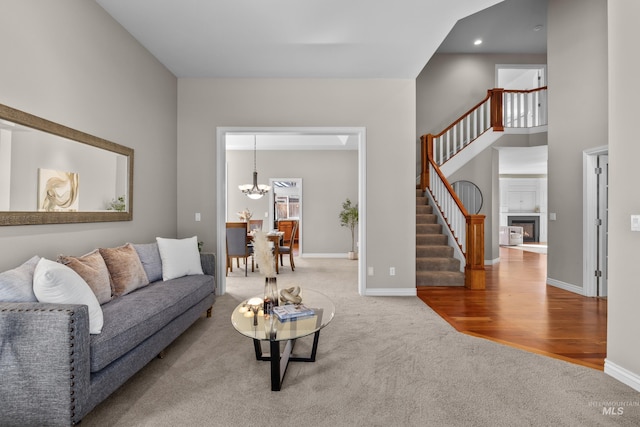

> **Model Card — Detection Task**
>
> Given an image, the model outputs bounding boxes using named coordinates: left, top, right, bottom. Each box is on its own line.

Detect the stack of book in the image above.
left=273, top=304, right=315, bottom=322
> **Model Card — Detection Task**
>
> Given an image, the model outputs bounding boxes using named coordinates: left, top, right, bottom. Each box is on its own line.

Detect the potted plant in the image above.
left=339, top=198, right=359, bottom=260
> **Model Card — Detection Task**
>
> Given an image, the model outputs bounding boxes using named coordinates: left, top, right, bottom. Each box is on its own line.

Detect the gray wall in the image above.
left=547, top=0, right=608, bottom=290
left=417, top=53, right=547, bottom=138
left=607, top=0, right=640, bottom=387
left=177, top=78, right=416, bottom=292
left=226, top=149, right=358, bottom=254
left=0, top=1, right=178, bottom=270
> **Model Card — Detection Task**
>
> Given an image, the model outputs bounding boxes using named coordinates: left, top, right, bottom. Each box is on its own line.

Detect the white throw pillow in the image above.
left=156, top=236, right=204, bottom=281
left=33, top=258, right=104, bottom=334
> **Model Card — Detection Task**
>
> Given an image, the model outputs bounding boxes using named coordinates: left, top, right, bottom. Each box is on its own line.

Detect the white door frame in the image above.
left=583, top=145, right=608, bottom=297
left=216, top=126, right=367, bottom=296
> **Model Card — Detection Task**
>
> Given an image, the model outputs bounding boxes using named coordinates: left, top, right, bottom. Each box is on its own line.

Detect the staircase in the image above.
left=416, top=189, right=465, bottom=287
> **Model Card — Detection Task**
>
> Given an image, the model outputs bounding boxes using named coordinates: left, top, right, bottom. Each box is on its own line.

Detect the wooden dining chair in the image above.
left=226, top=222, right=253, bottom=276
left=278, top=220, right=298, bottom=271
left=248, top=219, right=263, bottom=232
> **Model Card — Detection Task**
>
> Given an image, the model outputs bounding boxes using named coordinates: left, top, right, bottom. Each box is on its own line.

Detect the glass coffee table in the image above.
left=231, top=289, right=335, bottom=391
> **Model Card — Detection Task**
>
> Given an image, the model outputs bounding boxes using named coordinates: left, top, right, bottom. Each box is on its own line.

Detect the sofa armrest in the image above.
left=200, top=252, right=216, bottom=278
left=0, top=302, right=91, bottom=426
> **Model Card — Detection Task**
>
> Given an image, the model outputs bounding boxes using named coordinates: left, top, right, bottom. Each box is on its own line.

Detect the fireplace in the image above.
left=508, top=216, right=539, bottom=243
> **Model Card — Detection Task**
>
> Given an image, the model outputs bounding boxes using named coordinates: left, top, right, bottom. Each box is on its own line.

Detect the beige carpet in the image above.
left=82, top=258, right=639, bottom=426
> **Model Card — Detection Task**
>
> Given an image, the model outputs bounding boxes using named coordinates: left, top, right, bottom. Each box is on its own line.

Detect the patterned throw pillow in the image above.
left=0, top=256, right=40, bottom=302
left=58, top=250, right=113, bottom=304
left=99, top=243, right=149, bottom=297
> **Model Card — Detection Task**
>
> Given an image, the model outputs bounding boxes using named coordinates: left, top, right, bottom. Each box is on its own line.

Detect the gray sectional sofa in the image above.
left=0, top=240, right=216, bottom=426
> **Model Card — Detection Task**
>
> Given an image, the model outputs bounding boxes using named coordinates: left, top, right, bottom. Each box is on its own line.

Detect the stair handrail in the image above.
left=421, top=86, right=548, bottom=182
left=420, top=149, right=486, bottom=289
left=418, top=86, right=548, bottom=290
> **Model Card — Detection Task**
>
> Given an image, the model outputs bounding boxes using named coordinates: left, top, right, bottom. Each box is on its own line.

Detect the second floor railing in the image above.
left=426, top=87, right=548, bottom=168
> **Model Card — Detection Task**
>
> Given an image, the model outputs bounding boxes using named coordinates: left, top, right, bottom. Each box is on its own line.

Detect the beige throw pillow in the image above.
left=58, top=250, right=113, bottom=304
left=99, top=243, right=149, bottom=297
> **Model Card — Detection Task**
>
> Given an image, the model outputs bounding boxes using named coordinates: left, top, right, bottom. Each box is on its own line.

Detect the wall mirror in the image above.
left=0, top=103, right=133, bottom=225
left=452, top=180, right=483, bottom=215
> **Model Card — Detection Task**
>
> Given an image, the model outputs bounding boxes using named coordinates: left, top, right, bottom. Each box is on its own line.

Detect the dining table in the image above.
left=248, top=231, right=285, bottom=274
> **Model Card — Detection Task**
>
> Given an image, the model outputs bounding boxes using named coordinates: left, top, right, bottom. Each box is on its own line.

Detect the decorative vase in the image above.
left=263, top=277, right=278, bottom=314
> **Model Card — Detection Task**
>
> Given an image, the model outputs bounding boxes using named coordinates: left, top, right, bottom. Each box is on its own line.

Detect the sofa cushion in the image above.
left=156, top=236, right=204, bottom=280
left=33, top=258, right=104, bottom=334
left=58, top=250, right=112, bottom=304
left=89, top=274, right=214, bottom=372
left=99, top=243, right=149, bottom=297
left=132, top=242, right=163, bottom=283
left=0, top=256, right=40, bottom=302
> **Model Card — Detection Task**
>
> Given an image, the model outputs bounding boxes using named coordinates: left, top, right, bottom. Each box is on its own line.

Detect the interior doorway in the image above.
left=497, top=64, right=547, bottom=129
left=269, top=178, right=302, bottom=256
left=496, top=64, right=546, bottom=89
left=583, top=146, right=608, bottom=297
left=216, top=127, right=367, bottom=296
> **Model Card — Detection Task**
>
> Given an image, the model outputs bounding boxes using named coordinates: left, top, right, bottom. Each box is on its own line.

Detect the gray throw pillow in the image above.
left=132, top=242, right=163, bottom=282
left=0, top=255, right=41, bottom=302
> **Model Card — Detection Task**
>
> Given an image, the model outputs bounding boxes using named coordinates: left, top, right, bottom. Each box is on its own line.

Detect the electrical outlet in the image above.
left=368, top=267, right=374, bottom=276
left=195, top=213, right=201, bottom=222
left=389, top=267, right=395, bottom=276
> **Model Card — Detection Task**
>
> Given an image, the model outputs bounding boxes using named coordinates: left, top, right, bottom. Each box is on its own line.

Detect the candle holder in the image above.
left=239, top=297, right=264, bottom=326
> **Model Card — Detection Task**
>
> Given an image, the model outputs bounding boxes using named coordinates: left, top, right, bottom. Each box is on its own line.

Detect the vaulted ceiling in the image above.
left=96, top=0, right=504, bottom=79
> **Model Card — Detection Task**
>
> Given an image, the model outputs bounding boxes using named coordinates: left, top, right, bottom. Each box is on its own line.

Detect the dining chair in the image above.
left=226, top=222, right=254, bottom=276
left=278, top=220, right=298, bottom=271
left=248, top=219, right=263, bottom=232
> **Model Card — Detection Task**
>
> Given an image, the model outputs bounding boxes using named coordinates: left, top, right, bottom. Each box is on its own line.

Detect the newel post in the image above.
left=465, top=214, right=485, bottom=289
left=420, top=134, right=433, bottom=192
left=489, top=88, right=504, bottom=132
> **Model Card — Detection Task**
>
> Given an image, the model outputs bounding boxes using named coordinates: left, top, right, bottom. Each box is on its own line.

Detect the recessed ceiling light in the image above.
left=474, top=39, right=483, bottom=46
left=533, top=25, right=543, bottom=32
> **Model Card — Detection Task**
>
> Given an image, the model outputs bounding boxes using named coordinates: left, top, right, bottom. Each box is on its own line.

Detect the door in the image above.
left=596, top=155, right=609, bottom=297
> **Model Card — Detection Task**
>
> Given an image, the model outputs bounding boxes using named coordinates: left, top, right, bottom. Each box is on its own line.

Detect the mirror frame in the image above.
left=0, top=103, right=133, bottom=226
left=451, top=180, right=483, bottom=215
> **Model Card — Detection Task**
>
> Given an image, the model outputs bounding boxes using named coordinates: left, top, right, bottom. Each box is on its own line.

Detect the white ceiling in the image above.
left=96, top=0, right=547, bottom=171
left=437, top=0, right=547, bottom=55
left=96, top=0, right=503, bottom=79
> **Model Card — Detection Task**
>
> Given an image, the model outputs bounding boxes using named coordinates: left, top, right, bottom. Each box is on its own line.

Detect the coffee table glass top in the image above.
left=231, top=289, right=335, bottom=342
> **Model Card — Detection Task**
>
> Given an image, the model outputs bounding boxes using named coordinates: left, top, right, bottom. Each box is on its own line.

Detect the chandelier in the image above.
left=238, top=136, right=270, bottom=199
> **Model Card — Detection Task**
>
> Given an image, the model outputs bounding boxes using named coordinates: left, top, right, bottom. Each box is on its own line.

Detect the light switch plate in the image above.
left=631, top=215, right=640, bottom=231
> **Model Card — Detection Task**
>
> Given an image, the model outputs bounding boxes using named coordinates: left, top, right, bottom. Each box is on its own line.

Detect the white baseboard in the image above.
left=604, top=359, right=640, bottom=392
left=485, top=257, right=500, bottom=265
left=364, top=288, right=417, bottom=297
left=547, top=277, right=585, bottom=296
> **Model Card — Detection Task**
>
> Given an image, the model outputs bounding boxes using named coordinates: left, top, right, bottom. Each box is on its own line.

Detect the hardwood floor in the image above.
left=417, top=246, right=607, bottom=370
